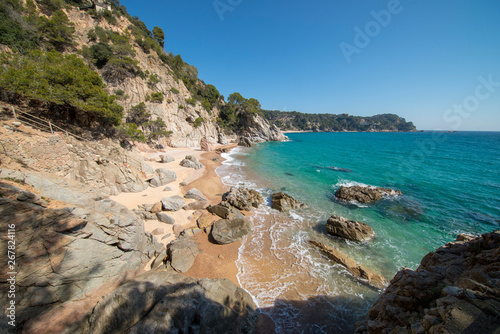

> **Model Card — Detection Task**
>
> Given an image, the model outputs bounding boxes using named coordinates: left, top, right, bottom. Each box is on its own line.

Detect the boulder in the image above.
left=218, top=132, right=228, bottom=145
left=211, top=218, right=252, bottom=244
left=151, top=228, right=165, bottom=235
left=160, top=196, right=185, bottom=211
left=156, top=212, right=175, bottom=224
left=335, top=185, right=402, bottom=204
left=200, top=137, right=215, bottom=152
left=238, top=136, right=254, bottom=147
left=180, top=155, right=203, bottom=170
left=159, top=154, right=174, bottom=163
left=223, top=187, right=263, bottom=211
left=197, top=212, right=217, bottom=229
left=326, top=215, right=375, bottom=242
left=167, top=238, right=199, bottom=273
left=308, top=240, right=386, bottom=289
left=183, top=200, right=209, bottom=211
left=184, top=188, right=207, bottom=201
left=207, top=203, right=245, bottom=220
left=150, top=168, right=177, bottom=187
left=271, top=192, right=307, bottom=212
left=86, top=271, right=258, bottom=334
left=150, top=201, right=162, bottom=213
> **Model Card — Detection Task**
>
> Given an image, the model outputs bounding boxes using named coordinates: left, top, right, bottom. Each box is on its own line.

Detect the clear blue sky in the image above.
left=120, top=0, right=500, bottom=131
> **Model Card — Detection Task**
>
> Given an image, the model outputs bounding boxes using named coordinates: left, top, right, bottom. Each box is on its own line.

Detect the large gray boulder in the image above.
left=159, top=154, right=174, bottom=163
left=160, top=196, right=185, bottom=211
left=86, top=271, right=258, bottom=334
left=150, top=168, right=177, bottom=188
left=223, top=187, right=263, bottom=211
left=180, top=155, right=203, bottom=170
left=156, top=212, right=175, bottom=224
left=211, top=218, right=252, bottom=244
left=207, top=203, right=245, bottom=220
left=184, top=188, right=207, bottom=201
left=271, top=192, right=307, bottom=212
left=167, top=238, right=199, bottom=273
left=218, top=132, right=228, bottom=145
left=326, top=214, right=375, bottom=242
left=335, top=185, right=402, bottom=204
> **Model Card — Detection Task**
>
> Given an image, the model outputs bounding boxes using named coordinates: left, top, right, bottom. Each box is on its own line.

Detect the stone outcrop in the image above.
left=0, top=182, right=161, bottom=330
left=355, top=231, right=500, bottom=333
left=159, top=154, right=174, bottom=163
left=237, top=113, right=288, bottom=147
left=200, top=137, right=215, bottom=151
left=156, top=212, right=175, bottom=224
left=309, top=240, right=386, bottom=290
left=335, top=185, right=402, bottom=203
left=211, top=218, right=253, bottom=244
left=149, top=168, right=177, bottom=188
left=207, top=203, right=245, bottom=220
left=326, top=214, right=375, bottom=242
left=184, top=188, right=207, bottom=201
left=271, top=192, right=307, bottom=212
left=167, top=238, right=199, bottom=273
left=86, top=271, right=258, bottom=334
left=180, top=155, right=203, bottom=170
left=218, top=132, right=228, bottom=145
left=222, top=186, right=263, bottom=211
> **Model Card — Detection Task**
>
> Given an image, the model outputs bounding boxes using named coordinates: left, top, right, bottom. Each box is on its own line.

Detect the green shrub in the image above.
left=114, top=89, right=125, bottom=96
left=149, top=92, right=164, bottom=103
left=170, top=87, right=179, bottom=94
left=178, top=104, right=184, bottom=109
left=201, top=99, right=211, bottom=112
left=38, top=9, right=75, bottom=51
left=90, top=42, right=113, bottom=68
left=185, top=97, right=196, bottom=106
left=0, top=50, right=123, bottom=126
left=193, top=117, right=204, bottom=128
left=148, top=74, right=160, bottom=86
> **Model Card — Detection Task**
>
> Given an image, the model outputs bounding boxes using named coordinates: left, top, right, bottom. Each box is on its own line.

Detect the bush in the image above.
left=193, top=117, right=204, bottom=128
left=0, top=50, right=123, bottom=126
left=201, top=99, right=211, bottom=112
left=149, top=92, right=164, bottom=103
left=170, top=87, right=179, bottom=94
left=185, top=97, right=196, bottom=106
left=148, top=73, right=160, bottom=86
left=178, top=104, right=184, bottom=109
left=90, top=42, right=113, bottom=68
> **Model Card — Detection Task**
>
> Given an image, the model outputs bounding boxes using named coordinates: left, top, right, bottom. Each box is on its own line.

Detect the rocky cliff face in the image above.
left=237, top=113, right=288, bottom=146
left=65, top=8, right=285, bottom=148
left=356, top=232, right=500, bottom=333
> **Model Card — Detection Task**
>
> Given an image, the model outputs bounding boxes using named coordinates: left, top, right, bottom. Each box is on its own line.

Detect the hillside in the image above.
left=262, top=110, right=417, bottom=132
left=0, top=0, right=285, bottom=147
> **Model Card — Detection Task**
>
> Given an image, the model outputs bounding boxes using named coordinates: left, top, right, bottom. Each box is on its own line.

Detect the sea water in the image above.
left=216, top=132, right=500, bottom=333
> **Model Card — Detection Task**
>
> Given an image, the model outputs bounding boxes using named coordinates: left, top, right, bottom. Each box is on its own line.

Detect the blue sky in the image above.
left=120, top=0, right=500, bottom=131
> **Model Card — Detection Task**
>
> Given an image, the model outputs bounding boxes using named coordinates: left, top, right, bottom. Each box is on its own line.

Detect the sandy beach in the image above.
left=110, top=144, right=242, bottom=286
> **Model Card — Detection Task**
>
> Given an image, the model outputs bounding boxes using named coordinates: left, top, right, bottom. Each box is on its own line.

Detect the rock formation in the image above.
left=309, top=240, right=386, bottom=290
left=237, top=113, right=288, bottom=147
left=200, top=137, right=215, bottom=151
left=160, top=195, right=185, bottom=211
left=335, top=185, right=402, bottom=204
left=184, top=188, right=207, bottom=202
left=207, top=203, right=245, bottom=220
left=167, top=238, right=199, bottom=273
left=86, top=271, right=258, bottom=334
left=222, top=186, right=264, bottom=211
left=326, top=214, right=375, bottom=242
left=355, top=231, right=500, bottom=333
left=211, top=218, right=253, bottom=244
left=180, top=155, right=203, bottom=170
left=271, top=192, right=307, bottom=212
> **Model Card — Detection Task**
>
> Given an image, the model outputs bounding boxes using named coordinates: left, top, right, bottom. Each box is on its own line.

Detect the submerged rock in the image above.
left=211, top=218, right=252, bottom=244
left=308, top=240, right=386, bottom=289
left=223, top=187, right=263, bottom=211
left=355, top=231, right=500, bottom=333
left=335, top=185, right=402, bottom=204
left=87, top=271, right=258, bottom=334
left=326, top=215, right=375, bottom=242
left=271, top=192, right=307, bottom=212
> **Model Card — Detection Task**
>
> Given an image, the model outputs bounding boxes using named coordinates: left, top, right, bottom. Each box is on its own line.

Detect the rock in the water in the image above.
left=160, top=195, right=185, bottom=211
left=159, top=154, right=174, bottom=163
left=218, top=132, right=228, bottom=145
left=271, top=192, right=307, bottom=212
left=335, top=185, right=402, bottom=204
left=180, top=155, right=203, bottom=170
left=308, top=240, right=386, bottom=289
left=223, top=187, right=263, bottom=211
left=150, top=201, right=162, bottom=213
left=326, top=214, right=375, bottom=242
left=184, top=188, right=207, bottom=201
left=156, top=212, right=175, bottom=224
left=207, top=203, right=245, bottom=220
left=87, top=271, right=258, bottom=334
left=211, top=218, right=252, bottom=244
left=167, top=238, right=199, bottom=273
left=200, top=137, right=215, bottom=151
left=150, top=168, right=177, bottom=187
left=355, top=231, right=500, bottom=333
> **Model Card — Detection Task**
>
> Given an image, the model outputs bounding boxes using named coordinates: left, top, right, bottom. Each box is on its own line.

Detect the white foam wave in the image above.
left=333, top=179, right=371, bottom=188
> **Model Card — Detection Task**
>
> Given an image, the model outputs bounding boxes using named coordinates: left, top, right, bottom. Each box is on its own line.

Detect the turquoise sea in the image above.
left=217, top=131, right=500, bottom=333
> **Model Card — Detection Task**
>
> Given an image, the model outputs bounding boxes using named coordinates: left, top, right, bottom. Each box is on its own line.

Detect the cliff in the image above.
left=356, top=232, right=500, bottom=333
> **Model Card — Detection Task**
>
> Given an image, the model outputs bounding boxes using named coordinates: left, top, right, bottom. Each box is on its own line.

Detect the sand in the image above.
left=110, top=144, right=243, bottom=286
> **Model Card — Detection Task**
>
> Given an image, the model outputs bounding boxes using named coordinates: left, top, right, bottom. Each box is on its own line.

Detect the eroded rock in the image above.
left=223, top=187, right=263, bottom=211
left=271, top=192, right=307, bottom=212
left=326, top=214, right=375, bottom=242
left=335, top=185, right=402, bottom=204
left=211, top=218, right=252, bottom=244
